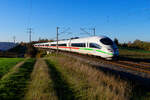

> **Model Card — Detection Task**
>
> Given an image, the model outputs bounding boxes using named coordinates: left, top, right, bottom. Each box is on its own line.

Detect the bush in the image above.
left=25, top=44, right=37, bottom=58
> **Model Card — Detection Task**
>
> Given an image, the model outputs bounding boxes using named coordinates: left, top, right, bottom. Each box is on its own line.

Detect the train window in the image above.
left=100, top=38, right=113, bottom=45
left=71, top=43, right=86, bottom=47
left=51, top=44, right=56, bottom=46
left=89, top=43, right=101, bottom=49
left=45, top=44, right=49, bottom=46
left=58, top=44, right=67, bottom=46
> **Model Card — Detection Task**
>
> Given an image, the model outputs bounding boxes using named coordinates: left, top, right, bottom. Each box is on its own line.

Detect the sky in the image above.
left=0, top=0, right=150, bottom=43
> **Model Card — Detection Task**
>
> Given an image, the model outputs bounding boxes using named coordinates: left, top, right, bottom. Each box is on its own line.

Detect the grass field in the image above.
left=24, top=59, right=58, bottom=100
left=0, top=58, right=24, bottom=78
left=45, top=54, right=131, bottom=100
left=0, top=58, right=35, bottom=100
left=45, top=54, right=150, bottom=100
left=0, top=51, right=149, bottom=100
left=119, top=46, right=150, bottom=59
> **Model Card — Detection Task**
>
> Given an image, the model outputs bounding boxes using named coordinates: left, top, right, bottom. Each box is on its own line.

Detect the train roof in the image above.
left=34, top=36, right=109, bottom=45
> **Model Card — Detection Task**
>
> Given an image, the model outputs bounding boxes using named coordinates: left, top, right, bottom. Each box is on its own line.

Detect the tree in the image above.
left=114, top=38, right=119, bottom=45
left=25, top=43, right=37, bottom=57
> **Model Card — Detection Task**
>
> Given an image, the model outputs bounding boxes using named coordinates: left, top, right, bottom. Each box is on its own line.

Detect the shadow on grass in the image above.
left=46, top=60, right=77, bottom=100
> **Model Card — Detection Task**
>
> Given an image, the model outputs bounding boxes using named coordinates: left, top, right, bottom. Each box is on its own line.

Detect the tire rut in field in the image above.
left=46, top=59, right=78, bottom=100
left=0, top=58, right=24, bottom=79
left=0, top=59, right=35, bottom=100
left=24, top=59, right=58, bottom=100
left=1, top=60, right=26, bottom=80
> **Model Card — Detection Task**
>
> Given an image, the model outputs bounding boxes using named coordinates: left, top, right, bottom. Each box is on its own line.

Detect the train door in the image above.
left=69, top=39, right=72, bottom=52
left=87, top=42, right=95, bottom=55
left=89, top=43, right=100, bottom=56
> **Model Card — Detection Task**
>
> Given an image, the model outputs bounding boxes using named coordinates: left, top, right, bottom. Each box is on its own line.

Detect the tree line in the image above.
left=114, top=38, right=150, bottom=51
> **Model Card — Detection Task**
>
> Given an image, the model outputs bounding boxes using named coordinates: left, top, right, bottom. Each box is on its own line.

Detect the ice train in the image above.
left=34, top=36, right=119, bottom=60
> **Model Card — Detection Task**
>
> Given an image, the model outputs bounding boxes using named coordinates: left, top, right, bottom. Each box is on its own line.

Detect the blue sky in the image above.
left=0, top=0, right=150, bottom=43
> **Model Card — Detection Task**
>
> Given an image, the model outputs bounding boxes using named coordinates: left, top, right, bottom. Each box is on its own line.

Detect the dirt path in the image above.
left=24, top=59, right=58, bottom=100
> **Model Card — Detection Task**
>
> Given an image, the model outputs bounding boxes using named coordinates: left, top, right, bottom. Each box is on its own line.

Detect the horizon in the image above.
left=0, top=0, right=150, bottom=43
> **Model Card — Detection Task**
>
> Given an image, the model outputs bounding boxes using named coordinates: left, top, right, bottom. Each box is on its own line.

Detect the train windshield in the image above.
left=89, top=43, right=101, bottom=49
left=100, top=38, right=113, bottom=45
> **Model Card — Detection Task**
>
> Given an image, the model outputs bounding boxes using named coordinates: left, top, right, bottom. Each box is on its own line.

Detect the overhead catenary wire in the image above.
left=27, top=0, right=33, bottom=43
left=28, top=0, right=33, bottom=28
left=80, top=27, right=96, bottom=36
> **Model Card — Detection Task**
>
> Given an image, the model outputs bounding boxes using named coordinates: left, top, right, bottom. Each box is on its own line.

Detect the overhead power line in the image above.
left=80, top=27, right=96, bottom=36
left=28, top=0, right=33, bottom=28
left=59, top=27, right=71, bottom=34
left=56, top=27, right=71, bottom=54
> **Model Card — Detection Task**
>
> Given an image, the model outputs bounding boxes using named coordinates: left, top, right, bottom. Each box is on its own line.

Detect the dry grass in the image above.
left=47, top=54, right=131, bottom=100
left=24, top=59, right=58, bottom=100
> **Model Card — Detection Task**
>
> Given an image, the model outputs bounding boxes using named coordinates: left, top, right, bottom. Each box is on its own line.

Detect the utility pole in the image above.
left=55, top=27, right=70, bottom=54
left=13, top=36, right=16, bottom=43
left=93, top=28, right=96, bottom=36
left=56, top=27, right=59, bottom=54
left=27, top=28, right=32, bottom=43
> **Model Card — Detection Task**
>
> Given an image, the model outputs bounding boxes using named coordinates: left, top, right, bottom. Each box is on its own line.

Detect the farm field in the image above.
left=0, top=58, right=24, bottom=78
left=0, top=58, right=35, bottom=99
left=0, top=53, right=150, bottom=100
left=119, top=47, right=150, bottom=59
left=119, top=47, right=150, bottom=64
left=0, top=56, right=131, bottom=100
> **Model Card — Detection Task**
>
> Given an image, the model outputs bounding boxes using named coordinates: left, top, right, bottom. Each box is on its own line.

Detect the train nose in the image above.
left=113, top=48, right=119, bottom=56
left=107, top=48, right=119, bottom=55
left=107, top=48, right=113, bottom=52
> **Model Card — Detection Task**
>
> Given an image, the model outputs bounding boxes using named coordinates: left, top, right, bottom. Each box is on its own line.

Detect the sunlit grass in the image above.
left=0, top=58, right=24, bottom=78
left=46, top=54, right=131, bottom=100
left=24, top=59, right=58, bottom=100
left=0, top=59, right=35, bottom=100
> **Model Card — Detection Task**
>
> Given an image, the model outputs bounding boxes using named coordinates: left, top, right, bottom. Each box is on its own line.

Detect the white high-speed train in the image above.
left=34, top=36, right=119, bottom=60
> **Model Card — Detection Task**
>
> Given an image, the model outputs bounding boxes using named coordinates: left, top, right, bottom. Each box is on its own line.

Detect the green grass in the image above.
left=0, top=58, right=35, bottom=100
left=119, top=46, right=150, bottom=53
left=119, top=46, right=150, bottom=59
left=0, top=58, right=24, bottom=78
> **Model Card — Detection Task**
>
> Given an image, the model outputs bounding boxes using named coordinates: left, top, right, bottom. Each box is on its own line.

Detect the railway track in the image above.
left=108, top=60, right=150, bottom=74
left=62, top=51, right=150, bottom=75
left=140, top=62, right=150, bottom=66
left=118, top=61, right=150, bottom=68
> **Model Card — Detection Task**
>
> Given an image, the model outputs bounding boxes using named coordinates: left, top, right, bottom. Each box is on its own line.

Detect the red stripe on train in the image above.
left=35, top=46, right=80, bottom=50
